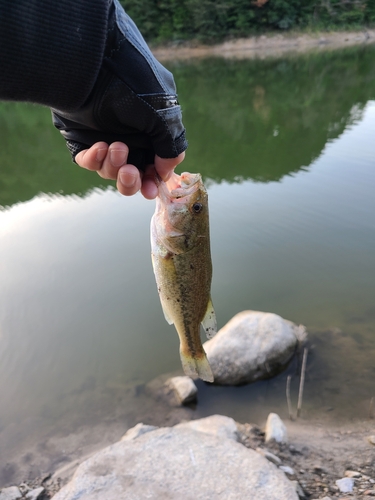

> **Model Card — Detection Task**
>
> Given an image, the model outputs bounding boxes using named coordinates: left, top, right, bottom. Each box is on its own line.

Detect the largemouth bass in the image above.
left=151, top=172, right=217, bottom=382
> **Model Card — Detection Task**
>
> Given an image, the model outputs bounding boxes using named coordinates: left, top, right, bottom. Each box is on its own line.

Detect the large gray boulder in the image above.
left=52, top=416, right=298, bottom=500
left=204, top=310, right=306, bottom=385
left=175, top=414, right=239, bottom=441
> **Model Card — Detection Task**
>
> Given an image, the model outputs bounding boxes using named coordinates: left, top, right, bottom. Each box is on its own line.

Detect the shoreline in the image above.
left=152, top=28, right=375, bottom=61
left=2, top=369, right=375, bottom=497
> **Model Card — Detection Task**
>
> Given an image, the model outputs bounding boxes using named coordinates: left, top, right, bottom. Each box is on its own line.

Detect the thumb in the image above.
left=154, top=152, right=185, bottom=181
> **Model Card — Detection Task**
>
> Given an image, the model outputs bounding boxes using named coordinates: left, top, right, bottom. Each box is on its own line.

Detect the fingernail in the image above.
left=110, top=149, right=127, bottom=167
left=119, top=172, right=137, bottom=188
left=96, top=148, right=107, bottom=163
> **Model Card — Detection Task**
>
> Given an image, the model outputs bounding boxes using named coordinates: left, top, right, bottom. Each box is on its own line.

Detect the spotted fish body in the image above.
left=151, top=172, right=217, bottom=382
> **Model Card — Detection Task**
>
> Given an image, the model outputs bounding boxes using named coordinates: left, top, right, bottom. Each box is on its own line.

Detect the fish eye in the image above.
left=192, top=202, right=203, bottom=213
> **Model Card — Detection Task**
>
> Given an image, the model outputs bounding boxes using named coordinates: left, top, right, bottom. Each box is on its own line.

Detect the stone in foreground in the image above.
left=175, top=414, right=238, bottom=441
left=204, top=310, right=306, bottom=385
left=52, top=417, right=298, bottom=500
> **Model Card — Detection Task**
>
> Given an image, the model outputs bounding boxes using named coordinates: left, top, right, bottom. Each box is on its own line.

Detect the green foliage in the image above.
left=171, top=45, right=375, bottom=183
left=0, top=103, right=112, bottom=208
left=121, top=0, right=374, bottom=43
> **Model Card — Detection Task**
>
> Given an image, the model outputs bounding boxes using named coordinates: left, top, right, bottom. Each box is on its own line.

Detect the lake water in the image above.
left=1, top=45, right=375, bottom=484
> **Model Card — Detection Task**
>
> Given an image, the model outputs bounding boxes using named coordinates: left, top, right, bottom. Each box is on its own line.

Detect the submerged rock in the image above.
left=204, top=310, right=306, bottom=385
left=51, top=416, right=298, bottom=500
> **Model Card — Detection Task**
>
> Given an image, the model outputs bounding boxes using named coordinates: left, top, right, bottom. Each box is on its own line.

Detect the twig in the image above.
left=286, top=375, right=294, bottom=421
left=297, top=348, right=308, bottom=418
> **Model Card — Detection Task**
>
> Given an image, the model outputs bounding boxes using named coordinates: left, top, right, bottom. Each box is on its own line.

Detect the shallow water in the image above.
left=1, top=45, right=375, bottom=484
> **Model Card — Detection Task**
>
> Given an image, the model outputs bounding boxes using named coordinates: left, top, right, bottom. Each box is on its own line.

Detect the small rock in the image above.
left=290, top=480, right=306, bottom=498
left=364, top=490, right=375, bottom=496
left=265, top=413, right=288, bottom=443
left=175, top=414, right=238, bottom=441
left=336, top=477, right=354, bottom=493
left=256, top=447, right=281, bottom=465
left=0, top=487, right=22, bottom=500
left=18, top=484, right=31, bottom=495
left=368, top=435, right=375, bottom=445
left=121, top=423, right=158, bottom=441
left=279, top=465, right=295, bottom=476
left=167, top=376, right=197, bottom=404
left=289, top=444, right=303, bottom=455
left=313, top=465, right=329, bottom=475
left=344, top=470, right=361, bottom=478
left=25, top=487, right=45, bottom=500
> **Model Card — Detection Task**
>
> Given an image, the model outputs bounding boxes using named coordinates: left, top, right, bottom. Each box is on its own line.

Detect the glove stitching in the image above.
left=138, top=94, right=179, bottom=157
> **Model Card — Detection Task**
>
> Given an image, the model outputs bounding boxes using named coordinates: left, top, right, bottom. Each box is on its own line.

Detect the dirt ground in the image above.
left=239, top=417, right=375, bottom=499
left=11, top=411, right=375, bottom=500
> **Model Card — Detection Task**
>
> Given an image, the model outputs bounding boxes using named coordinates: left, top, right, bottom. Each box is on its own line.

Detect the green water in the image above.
left=1, top=45, right=375, bottom=484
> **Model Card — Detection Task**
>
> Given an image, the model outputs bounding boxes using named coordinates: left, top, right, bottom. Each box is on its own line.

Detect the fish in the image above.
left=150, top=171, right=217, bottom=382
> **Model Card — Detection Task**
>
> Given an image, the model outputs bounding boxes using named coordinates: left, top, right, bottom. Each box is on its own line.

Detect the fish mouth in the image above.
left=158, top=172, right=202, bottom=203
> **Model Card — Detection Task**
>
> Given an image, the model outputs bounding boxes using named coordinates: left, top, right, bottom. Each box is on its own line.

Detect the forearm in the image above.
left=0, top=0, right=110, bottom=110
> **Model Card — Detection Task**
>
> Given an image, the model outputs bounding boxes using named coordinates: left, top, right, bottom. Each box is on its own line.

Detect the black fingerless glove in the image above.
left=52, top=0, right=187, bottom=169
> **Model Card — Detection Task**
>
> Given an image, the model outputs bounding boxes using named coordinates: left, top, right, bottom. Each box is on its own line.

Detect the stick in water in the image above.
left=297, top=348, right=308, bottom=418
left=369, top=397, right=374, bottom=419
left=286, top=375, right=294, bottom=420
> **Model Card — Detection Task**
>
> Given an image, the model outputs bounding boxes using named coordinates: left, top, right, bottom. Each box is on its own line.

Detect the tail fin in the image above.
left=180, top=349, right=214, bottom=383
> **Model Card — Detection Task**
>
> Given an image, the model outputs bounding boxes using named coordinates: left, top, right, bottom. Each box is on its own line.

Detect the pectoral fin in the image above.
left=159, top=295, right=174, bottom=325
left=201, top=298, right=217, bottom=339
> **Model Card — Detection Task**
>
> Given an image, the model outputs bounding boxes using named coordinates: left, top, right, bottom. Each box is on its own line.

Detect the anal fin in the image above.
left=201, top=297, right=217, bottom=339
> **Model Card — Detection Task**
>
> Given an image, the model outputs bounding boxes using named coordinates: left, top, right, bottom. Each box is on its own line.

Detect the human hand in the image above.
left=76, top=142, right=185, bottom=199
left=52, top=1, right=187, bottom=171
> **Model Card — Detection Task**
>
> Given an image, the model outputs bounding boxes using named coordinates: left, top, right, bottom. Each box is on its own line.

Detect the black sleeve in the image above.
left=0, top=0, right=187, bottom=166
left=0, top=0, right=110, bottom=110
